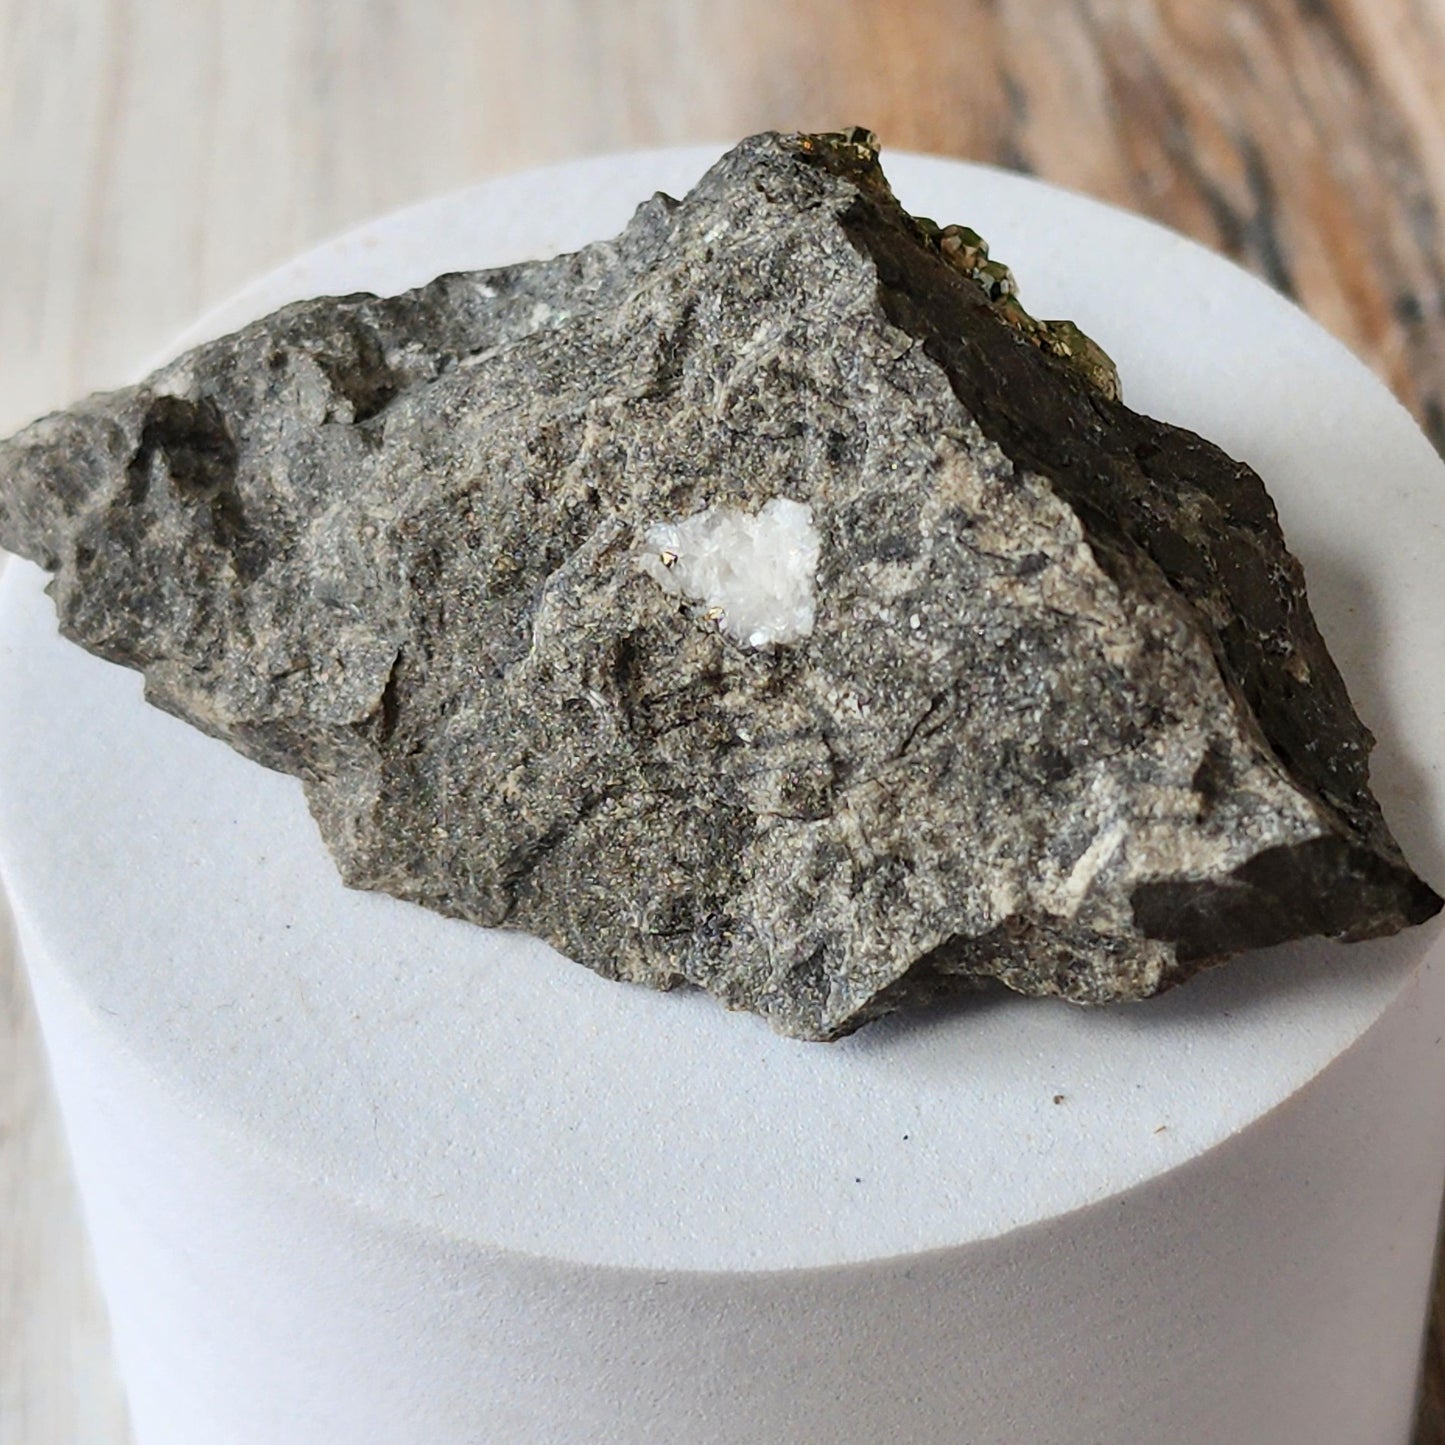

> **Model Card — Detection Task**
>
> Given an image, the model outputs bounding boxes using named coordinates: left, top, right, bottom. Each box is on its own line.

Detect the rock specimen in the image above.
left=0, top=130, right=1438, bottom=1039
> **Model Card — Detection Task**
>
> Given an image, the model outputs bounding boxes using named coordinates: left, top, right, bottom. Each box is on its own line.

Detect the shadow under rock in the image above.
left=840, top=976, right=1018, bottom=1052
left=1115, top=922, right=1439, bottom=1031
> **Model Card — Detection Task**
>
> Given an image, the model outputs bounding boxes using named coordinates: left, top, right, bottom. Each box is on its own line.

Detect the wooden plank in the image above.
left=2, top=3, right=1443, bottom=1439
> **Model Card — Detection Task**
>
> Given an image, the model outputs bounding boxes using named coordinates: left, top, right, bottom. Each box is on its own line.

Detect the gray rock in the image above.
left=0, top=130, right=1437, bottom=1039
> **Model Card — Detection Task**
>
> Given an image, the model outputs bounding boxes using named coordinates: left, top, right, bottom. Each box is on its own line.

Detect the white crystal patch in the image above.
left=640, top=498, right=821, bottom=649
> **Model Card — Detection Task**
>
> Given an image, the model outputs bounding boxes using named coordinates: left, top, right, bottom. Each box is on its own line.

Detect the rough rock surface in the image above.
left=0, top=131, right=1438, bottom=1039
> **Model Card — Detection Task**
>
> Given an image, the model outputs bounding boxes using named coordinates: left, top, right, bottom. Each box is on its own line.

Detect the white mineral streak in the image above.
left=641, top=498, right=821, bottom=648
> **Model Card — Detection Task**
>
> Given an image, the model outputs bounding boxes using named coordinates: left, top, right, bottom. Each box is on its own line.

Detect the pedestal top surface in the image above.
left=2, top=148, right=1442, bottom=1272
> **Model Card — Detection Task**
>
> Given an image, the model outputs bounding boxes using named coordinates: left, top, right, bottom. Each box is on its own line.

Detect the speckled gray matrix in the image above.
left=0, top=131, right=1437, bottom=1038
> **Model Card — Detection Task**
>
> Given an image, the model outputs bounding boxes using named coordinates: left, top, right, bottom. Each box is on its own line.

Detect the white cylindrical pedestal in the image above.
left=3, top=149, right=1445, bottom=1445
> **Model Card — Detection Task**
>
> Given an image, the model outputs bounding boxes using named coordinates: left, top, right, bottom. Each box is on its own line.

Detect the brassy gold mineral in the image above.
left=0, top=130, right=1438, bottom=1039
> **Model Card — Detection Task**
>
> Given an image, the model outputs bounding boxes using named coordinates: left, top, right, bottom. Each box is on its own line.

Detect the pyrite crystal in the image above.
left=0, top=131, right=1438, bottom=1039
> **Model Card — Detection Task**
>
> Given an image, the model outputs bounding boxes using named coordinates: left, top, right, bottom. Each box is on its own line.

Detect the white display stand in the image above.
left=3, top=148, right=1445, bottom=1445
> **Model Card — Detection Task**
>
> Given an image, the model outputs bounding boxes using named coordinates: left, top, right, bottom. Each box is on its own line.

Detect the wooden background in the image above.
left=2, top=1, right=1444, bottom=1440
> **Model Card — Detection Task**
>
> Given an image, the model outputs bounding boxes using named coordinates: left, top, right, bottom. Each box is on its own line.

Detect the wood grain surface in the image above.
left=2, top=2, right=1444, bottom=1441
